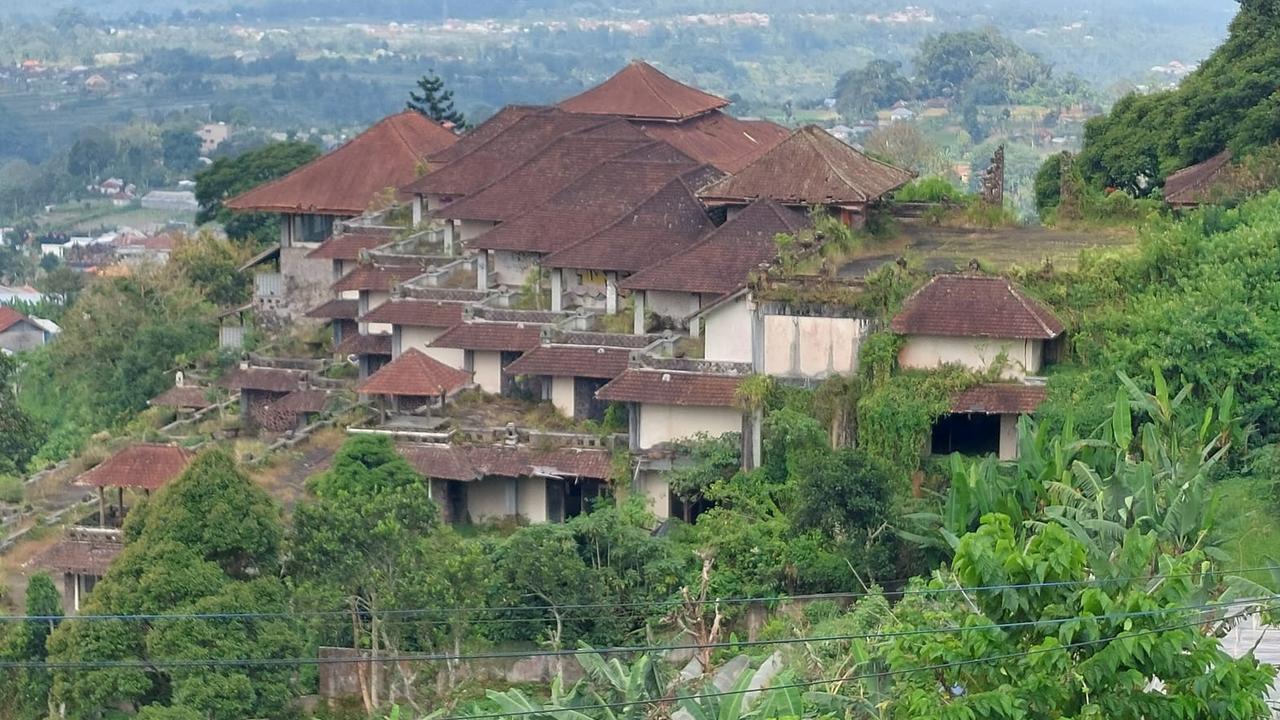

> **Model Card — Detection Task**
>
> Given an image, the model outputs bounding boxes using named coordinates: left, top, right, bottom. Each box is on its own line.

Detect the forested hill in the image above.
left=1079, top=0, right=1280, bottom=191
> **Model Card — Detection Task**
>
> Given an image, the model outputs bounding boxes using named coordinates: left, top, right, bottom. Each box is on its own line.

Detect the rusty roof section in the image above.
left=332, top=264, right=425, bottom=293
left=1164, top=150, right=1233, bottom=207
left=429, top=321, right=546, bottom=352
left=543, top=178, right=713, bottom=272
left=226, top=111, right=457, bottom=215
left=358, top=348, right=472, bottom=397
left=148, top=385, right=213, bottom=410
left=335, top=332, right=393, bottom=357
left=622, top=198, right=809, bottom=295
left=397, top=443, right=612, bottom=481
left=78, top=444, right=195, bottom=490
left=700, top=125, right=915, bottom=206
left=428, top=105, right=545, bottom=165
left=951, top=383, right=1048, bottom=415
left=220, top=366, right=307, bottom=393
left=891, top=274, right=1064, bottom=340
left=403, top=110, right=611, bottom=198
left=358, top=299, right=467, bottom=328
left=306, top=230, right=395, bottom=260
left=635, top=112, right=790, bottom=173
left=505, top=345, right=633, bottom=379
left=306, top=298, right=360, bottom=321
left=467, top=160, right=712, bottom=254
left=559, top=60, right=729, bottom=121
left=596, top=369, right=743, bottom=408
left=435, top=132, right=655, bottom=223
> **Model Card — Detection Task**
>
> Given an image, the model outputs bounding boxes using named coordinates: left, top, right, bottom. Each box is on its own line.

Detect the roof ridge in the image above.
left=632, top=61, right=683, bottom=118
left=545, top=175, right=697, bottom=263
left=1004, top=280, right=1058, bottom=337
left=802, top=126, right=868, bottom=203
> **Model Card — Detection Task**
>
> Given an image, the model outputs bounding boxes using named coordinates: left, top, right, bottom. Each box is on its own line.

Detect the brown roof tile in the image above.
left=149, top=385, right=213, bottom=410
left=951, top=383, right=1048, bottom=415
left=306, top=298, right=360, bottom=320
left=435, top=133, right=655, bottom=222
left=891, top=274, right=1064, bottom=340
left=553, top=331, right=656, bottom=348
left=635, top=111, right=791, bottom=173
left=226, top=111, right=457, bottom=215
left=78, top=444, right=195, bottom=490
left=332, top=265, right=425, bottom=293
left=403, top=110, right=611, bottom=198
left=335, top=333, right=393, bottom=357
left=596, top=369, right=743, bottom=407
left=468, top=160, right=710, bottom=254
left=559, top=60, right=729, bottom=121
left=359, top=299, right=467, bottom=328
left=397, top=443, right=612, bottom=481
left=429, top=322, right=546, bottom=352
left=622, top=199, right=809, bottom=295
left=543, top=179, right=713, bottom=272
left=0, top=306, right=33, bottom=333
left=271, top=389, right=332, bottom=414
left=505, top=345, right=633, bottom=379
left=220, top=367, right=307, bottom=393
left=359, top=348, right=472, bottom=397
left=700, top=125, right=914, bottom=206
left=428, top=105, right=545, bottom=165
left=37, top=537, right=123, bottom=575
left=473, top=309, right=565, bottom=324
left=306, top=231, right=395, bottom=260
left=1164, top=150, right=1232, bottom=207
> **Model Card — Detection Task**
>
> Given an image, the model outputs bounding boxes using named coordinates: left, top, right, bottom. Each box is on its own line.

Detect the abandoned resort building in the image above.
left=34, top=60, right=1063, bottom=594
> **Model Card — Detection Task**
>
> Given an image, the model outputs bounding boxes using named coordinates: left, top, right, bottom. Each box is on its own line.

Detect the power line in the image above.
left=5, top=595, right=1274, bottom=671
left=4, top=564, right=1275, bottom=624
left=435, top=610, right=1269, bottom=720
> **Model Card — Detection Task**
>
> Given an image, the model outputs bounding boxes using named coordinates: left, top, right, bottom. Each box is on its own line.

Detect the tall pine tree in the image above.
left=407, top=70, right=466, bottom=129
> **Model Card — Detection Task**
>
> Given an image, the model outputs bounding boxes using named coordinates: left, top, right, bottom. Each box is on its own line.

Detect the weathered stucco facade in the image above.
left=898, top=335, right=1045, bottom=380
left=396, top=326, right=465, bottom=367
left=469, top=350, right=504, bottom=394
left=636, top=403, right=743, bottom=450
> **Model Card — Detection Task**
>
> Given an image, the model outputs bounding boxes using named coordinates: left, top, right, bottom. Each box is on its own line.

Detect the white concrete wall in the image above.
left=703, top=295, right=753, bottom=363
left=399, top=326, right=466, bottom=367
left=762, top=315, right=871, bottom=379
left=899, top=336, right=1044, bottom=380
left=467, top=477, right=516, bottom=521
left=551, top=376, right=575, bottom=417
left=999, top=413, right=1019, bottom=461
left=458, top=220, right=496, bottom=243
left=494, top=251, right=539, bottom=288
left=0, top=323, right=46, bottom=352
left=647, top=290, right=701, bottom=323
left=518, top=476, right=548, bottom=523
left=635, top=469, right=670, bottom=521
left=637, top=403, right=744, bottom=450
left=472, top=350, right=503, bottom=394
left=364, top=291, right=392, bottom=335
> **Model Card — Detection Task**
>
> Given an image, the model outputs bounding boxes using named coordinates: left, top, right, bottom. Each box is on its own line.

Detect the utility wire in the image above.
left=4, top=564, right=1275, bottom=624
left=436, top=610, right=1269, bottom=720
left=5, top=595, right=1274, bottom=671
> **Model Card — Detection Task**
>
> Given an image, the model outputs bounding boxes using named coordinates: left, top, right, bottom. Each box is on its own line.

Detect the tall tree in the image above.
left=0, top=572, right=62, bottom=720
left=0, top=353, right=43, bottom=475
left=407, top=70, right=466, bottom=128
left=169, top=231, right=252, bottom=308
left=835, top=59, right=913, bottom=119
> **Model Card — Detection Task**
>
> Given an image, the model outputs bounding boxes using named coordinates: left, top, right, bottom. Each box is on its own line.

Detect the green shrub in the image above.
left=895, top=176, right=969, bottom=203
left=0, top=475, right=23, bottom=504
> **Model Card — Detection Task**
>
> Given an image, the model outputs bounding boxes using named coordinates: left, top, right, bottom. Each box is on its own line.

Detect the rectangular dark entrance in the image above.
left=931, top=413, right=1000, bottom=456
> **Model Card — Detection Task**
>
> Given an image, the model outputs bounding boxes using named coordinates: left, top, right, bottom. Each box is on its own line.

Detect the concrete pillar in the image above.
left=444, top=221, right=455, bottom=255
left=689, top=315, right=701, bottom=338
left=605, top=272, right=618, bottom=315
left=750, top=299, right=765, bottom=373
left=476, top=252, right=489, bottom=291
left=280, top=214, right=291, bottom=248
left=633, top=291, right=646, bottom=335
left=550, top=267, right=563, bottom=312
left=412, top=196, right=423, bottom=227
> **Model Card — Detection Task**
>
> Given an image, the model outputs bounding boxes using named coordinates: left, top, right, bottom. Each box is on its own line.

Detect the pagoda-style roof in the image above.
left=699, top=125, right=915, bottom=207
left=334, top=332, right=393, bottom=357
left=505, top=345, right=633, bottom=380
left=225, top=111, right=457, bottom=216
left=306, top=298, right=360, bottom=321
left=951, top=383, right=1048, bottom=415
left=1164, top=150, right=1233, bottom=208
left=635, top=111, right=790, bottom=173
left=358, top=348, right=472, bottom=398
left=219, top=366, right=308, bottom=393
left=621, top=199, right=809, bottom=296
left=397, top=443, right=612, bottom=481
left=332, top=265, right=426, bottom=293
left=148, top=385, right=214, bottom=410
left=306, top=231, right=395, bottom=261
left=359, top=299, right=467, bottom=328
left=77, top=444, right=195, bottom=491
left=430, top=322, right=546, bottom=353
left=428, top=105, right=545, bottom=166
left=559, top=60, right=729, bottom=122
left=891, top=274, right=1064, bottom=340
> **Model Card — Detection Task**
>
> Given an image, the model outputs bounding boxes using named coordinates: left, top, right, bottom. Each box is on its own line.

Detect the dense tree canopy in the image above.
left=194, top=141, right=320, bottom=241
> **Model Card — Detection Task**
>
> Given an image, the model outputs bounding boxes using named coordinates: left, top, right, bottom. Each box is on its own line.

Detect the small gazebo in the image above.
left=357, top=348, right=472, bottom=418
left=77, top=444, right=195, bottom=527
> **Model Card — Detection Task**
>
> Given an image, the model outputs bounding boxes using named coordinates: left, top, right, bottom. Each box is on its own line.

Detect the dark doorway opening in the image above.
left=931, top=413, right=1000, bottom=456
